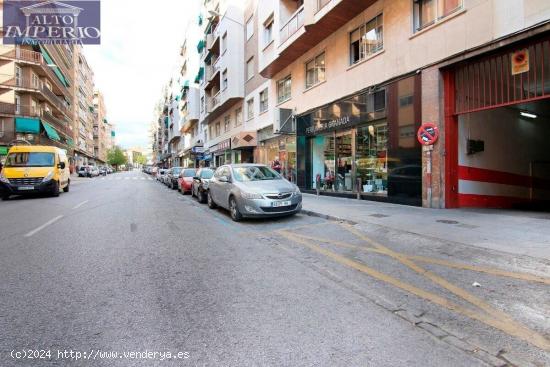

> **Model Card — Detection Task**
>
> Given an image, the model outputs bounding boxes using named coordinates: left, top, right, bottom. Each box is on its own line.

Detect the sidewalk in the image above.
left=301, top=193, right=550, bottom=260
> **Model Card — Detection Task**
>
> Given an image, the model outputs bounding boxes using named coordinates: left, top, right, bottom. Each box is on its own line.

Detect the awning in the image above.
left=111, top=131, right=116, bottom=137
left=164, top=116, right=170, bottom=128
left=41, top=121, right=61, bottom=141
left=194, top=67, right=204, bottom=83
left=39, top=45, right=70, bottom=87
left=15, top=117, right=40, bottom=134
left=196, top=40, right=205, bottom=53
left=0, top=146, right=8, bottom=155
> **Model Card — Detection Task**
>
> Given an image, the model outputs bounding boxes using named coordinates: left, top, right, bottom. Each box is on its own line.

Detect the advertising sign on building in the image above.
left=511, top=49, right=529, bottom=75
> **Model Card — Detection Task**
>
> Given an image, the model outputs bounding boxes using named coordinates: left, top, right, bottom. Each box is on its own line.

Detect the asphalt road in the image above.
left=0, top=171, right=548, bottom=366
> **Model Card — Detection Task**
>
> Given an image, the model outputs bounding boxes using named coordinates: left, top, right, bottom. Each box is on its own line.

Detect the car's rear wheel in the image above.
left=229, top=197, right=242, bottom=222
left=63, top=180, right=70, bottom=192
left=207, top=191, right=217, bottom=209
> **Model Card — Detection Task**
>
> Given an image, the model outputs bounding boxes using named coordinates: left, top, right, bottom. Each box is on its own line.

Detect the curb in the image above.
left=301, top=209, right=358, bottom=225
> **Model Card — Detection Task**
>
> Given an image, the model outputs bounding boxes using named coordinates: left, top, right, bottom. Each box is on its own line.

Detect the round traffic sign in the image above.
left=417, top=123, right=439, bottom=146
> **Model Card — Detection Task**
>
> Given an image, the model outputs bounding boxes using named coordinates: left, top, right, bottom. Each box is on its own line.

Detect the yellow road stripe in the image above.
left=278, top=229, right=550, bottom=351
left=287, top=231, right=550, bottom=285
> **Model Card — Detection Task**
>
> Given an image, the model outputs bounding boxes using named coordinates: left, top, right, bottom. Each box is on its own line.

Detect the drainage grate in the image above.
left=370, top=214, right=390, bottom=218
left=436, top=219, right=460, bottom=225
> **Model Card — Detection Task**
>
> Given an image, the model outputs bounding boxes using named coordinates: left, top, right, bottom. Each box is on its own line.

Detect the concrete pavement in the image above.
left=301, top=193, right=550, bottom=260
left=0, top=171, right=548, bottom=366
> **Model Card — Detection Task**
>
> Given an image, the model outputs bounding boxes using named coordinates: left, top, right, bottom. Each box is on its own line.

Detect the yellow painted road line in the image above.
left=279, top=229, right=550, bottom=351
left=287, top=231, right=550, bottom=285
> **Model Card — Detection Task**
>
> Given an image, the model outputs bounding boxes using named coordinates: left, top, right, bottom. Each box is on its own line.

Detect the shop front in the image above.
left=210, top=138, right=231, bottom=167
left=256, top=125, right=297, bottom=183
left=231, top=131, right=257, bottom=164
left=296, top=75, right=422, bottom=205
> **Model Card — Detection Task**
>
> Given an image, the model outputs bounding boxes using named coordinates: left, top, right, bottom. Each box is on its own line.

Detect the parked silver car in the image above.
left=206, top=164, right=302, bottom=221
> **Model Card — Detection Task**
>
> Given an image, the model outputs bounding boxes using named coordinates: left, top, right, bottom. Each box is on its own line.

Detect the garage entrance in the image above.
left=445, top=36, right=550, bottom=209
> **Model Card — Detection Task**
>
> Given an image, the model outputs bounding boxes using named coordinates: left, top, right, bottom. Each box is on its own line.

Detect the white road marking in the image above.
left=24, top=215, right=64, bottom=238
left=72, top=200, right=89, bottom=209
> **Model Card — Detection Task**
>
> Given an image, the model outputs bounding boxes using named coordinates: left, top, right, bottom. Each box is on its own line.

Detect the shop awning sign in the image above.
left=511, top=49, right=529, bottom=75
left=417, top=123, right=439, bottom=146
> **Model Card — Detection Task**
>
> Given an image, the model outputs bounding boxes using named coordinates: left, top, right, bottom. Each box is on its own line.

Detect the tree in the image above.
left=107, top=146, right=127, bottom=170
left=135, top=154, right=147, bottom=166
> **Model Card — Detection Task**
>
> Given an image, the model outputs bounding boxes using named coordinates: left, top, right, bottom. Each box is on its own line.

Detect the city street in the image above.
left=0, top=171, right=548, bottom=366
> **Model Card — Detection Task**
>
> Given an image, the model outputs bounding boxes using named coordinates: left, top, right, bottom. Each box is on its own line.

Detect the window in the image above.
left=224, top=115, right=231, bottom=132
left=399, top=95, right=414, bottom=107
left=277, top=75, right=292, bottom=103
left=413, top=0, right=462, bottom=32
left=305, top=52, right=325, bottom=89
left=259, top=88, right=268, bottom=113
left=31, top=100, right=38, bottom=115
left=264, top=16, right=274, bottom=46
left=246, top=57, right=254, bottom=80
left=247, top=98, right=254, bottom=120
left=15, top=66, right=22, bottom=86
left=221, top=32, right=227, bottom=53
left=215, top=122, right=221, bottom=136
left=209, top=125, right=213, bottom=139
left=222, top=69, right=228, bottom=90
left=201, top=96, right=205, bottom=112
left=31, top=73, right=40, bottom=88
left=235, top=108, right=243, bottom=127
left=246, top=16, right=254, bottom=40
left=15, top=95, right=21, bottom=114
left=350, top=14, right=383, bottom=65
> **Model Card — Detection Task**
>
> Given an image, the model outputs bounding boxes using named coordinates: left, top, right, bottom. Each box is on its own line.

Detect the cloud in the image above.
left=83, top=0, right=198, bottom=149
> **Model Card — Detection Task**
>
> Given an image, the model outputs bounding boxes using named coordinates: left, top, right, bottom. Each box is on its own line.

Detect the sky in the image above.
left=84, top=0, right=199, bottom=151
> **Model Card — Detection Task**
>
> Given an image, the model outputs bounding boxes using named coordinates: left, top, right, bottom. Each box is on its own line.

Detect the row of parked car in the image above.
left=146, top=164, right=302, bottom=222
left=77, top=165, right=114, bottom=178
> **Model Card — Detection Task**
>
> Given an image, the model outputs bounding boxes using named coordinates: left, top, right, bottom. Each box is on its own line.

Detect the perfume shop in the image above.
left=296, top=75, right=423, bottom=205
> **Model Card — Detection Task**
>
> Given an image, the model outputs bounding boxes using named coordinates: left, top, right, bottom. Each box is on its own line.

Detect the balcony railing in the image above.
left=0, top=76, right=41, bottom=90
left=41, top=110, right=72, bottom=137
left=0, top=102, right=39, bottom=117
left=280, top=6, right=305, bottom=44
left=40, top=84, right=72, bottom=116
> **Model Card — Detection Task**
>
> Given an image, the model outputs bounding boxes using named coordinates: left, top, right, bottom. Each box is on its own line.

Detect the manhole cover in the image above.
left=370, top=214, right=390, bottom=218
left=436, top=219, right=460, bottom=224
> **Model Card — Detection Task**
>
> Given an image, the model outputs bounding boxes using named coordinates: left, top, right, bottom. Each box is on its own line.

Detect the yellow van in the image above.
left=0, top=145, right=70, bottom=200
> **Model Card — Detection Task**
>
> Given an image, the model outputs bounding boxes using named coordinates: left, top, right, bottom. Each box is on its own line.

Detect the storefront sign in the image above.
left=511, top=49, right=529, bottom=75
left=417, top=123, right=439, bottom=146
left=305, top=116, right=351, bottom=135
left=210, top=139, right=230, bottom=153
left=191, top=146, right=204, bottom=153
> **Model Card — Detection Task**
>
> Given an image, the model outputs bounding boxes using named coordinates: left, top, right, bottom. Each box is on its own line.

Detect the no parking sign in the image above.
left=417, top=123, right=439, bottom=146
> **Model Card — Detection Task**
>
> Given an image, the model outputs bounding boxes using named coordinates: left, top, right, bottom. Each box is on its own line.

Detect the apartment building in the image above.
left=244, top=0, right=295, bottom=182
left=252, top=0, right=550, bottom=209
left=93, top=90, right=109, bottom=163
left=72, top=46, right=96, bottom=167
left=199, top=0, right=248, bottom=167
left=178, top=36, right=202, bottom=168
left=0, top=43, right=75, bottom=164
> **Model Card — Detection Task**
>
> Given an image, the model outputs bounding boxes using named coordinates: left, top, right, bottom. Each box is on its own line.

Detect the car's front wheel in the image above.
left=229, top=197, right=242, bottom=222
left=63, top=180, right=70, bottom=192
left=51, top=181, right=60, bottom=197
left=207, top=191, right=217, bottom=209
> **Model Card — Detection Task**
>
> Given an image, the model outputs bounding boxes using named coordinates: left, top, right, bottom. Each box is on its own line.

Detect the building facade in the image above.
left=0, top=44, right=75, bottom=164
left=153, top=0, right=550, bottom=210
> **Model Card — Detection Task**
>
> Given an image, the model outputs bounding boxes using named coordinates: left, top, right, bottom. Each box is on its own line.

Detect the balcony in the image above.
left=0, top=47, right=72, bottom=96
left=0, top=102, right=39, bottom=117
left=41, top=110, right=72, bottom=138
left=280, top=6, right=305, bottom=44
left=261, top=0, right=376, bottom=78
left=204, top=63, right=220, bottom=90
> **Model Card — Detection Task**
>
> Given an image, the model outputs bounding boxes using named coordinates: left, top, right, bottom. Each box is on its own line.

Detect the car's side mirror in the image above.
left=58, top=162, right=66, bottom=169
left=219, top=176, right=229, bottom=183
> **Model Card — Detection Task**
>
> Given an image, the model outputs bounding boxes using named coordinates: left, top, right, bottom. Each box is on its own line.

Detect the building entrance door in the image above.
left=335, top=131, right=353, bottom=192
